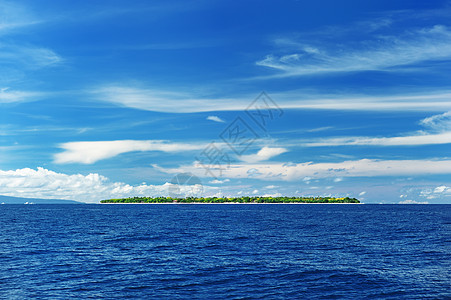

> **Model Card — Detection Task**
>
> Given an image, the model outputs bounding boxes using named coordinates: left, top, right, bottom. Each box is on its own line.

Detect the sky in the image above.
left=1, top=0, right=451, bottom=203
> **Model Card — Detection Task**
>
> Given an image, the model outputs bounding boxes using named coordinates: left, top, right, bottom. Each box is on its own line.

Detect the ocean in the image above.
left=0, top=204, right=449, bottom=299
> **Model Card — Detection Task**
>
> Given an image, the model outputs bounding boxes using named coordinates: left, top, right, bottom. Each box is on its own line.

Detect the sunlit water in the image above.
left=0, top=204, right=449, bottom=299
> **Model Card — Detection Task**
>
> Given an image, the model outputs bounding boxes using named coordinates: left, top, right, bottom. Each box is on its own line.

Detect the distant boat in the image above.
left=24, top=202, right=34, bottom=204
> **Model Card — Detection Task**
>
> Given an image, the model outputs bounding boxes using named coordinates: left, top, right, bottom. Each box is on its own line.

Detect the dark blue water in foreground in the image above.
left=0, top=204, right=449, bottom=299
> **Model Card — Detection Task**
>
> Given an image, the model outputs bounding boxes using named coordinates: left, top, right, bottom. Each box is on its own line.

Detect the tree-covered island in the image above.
left=100, top=196, right=360, bottom=204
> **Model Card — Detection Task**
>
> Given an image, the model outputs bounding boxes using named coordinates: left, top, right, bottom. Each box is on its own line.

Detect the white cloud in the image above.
left=421, top=185, right=451, bottom=200
left=262, top=192, right=282, bottom=197
left=264, top=185, right=278, bottom=189
left=434, top=185, right=449, bottom=193
left=157, top=159, right=451, bottom=181
left=399, top=200, right=429, bottom=204
left=92, top=86, right=246, bottom=113
left=239, top=147, right=287, bottom=163
left=206, top=115, right=225, bottom=123
left=0, top=88, right=44, bottom=103
left=0, top=167, right=221, bottom=203
left=333, top=177, right=343, bottom=182
left=54, top=140, right=208, bottom=164
left=359, top=191, right=367, bottom=196
left=94, top=86, right=451, bottom=113
left=209, top=179, right=230, bottom=184
left=300, top=111, right=451, bottom=147
left=0, top=45, right=62, bottom=69
left=0, top=1, right=40, bottom=34
left=420, top=111, right=451, bottom=132
left=256, top=25, right=451, bottom=77
left=252, top=189, right=259, bottom=194
left=302, top=132, right=451, bottom=147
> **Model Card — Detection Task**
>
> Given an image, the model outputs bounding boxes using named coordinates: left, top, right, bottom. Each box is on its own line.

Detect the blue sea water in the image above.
left=0, top=204, right=449, bottom=299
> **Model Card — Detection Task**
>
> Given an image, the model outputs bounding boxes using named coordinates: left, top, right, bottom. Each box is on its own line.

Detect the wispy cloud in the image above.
left=155, top=159, right=451, bottom=181
left=92, top=86, right=248, bottom=113
left=0, top=2, right=61, bottom=84
left=239, top=147, right=287, bottom=163
left=302, top=132, right=451, bottom=147
left=0, top=45, right=62, bottom=69
left=0, top=1, right=41, bottom=34
left=256, top=25, right=451, bottom=77
left=54, top=140, right=209, bottom=164
left=94, top=85, right=451, bottom=112
left=300, top=111, right=451, bottom=147
left=420, top=111, right=451, bottom=132
left=0, top=88, right=44, bottom=103
left=206, top=115, right=225, bottom=123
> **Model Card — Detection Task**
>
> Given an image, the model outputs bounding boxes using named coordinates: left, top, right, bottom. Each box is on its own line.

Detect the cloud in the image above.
left=264, top=185, right=278, bottom=189
left=302, top=132, right=451, bottom=147
left=92, top=86, right=247, bottom=113
left=206, top=115, right=225, bottom=123
left=0, top=88, right=44, bottom=103
left=0, top=2, right=60, bottom=84
left=0, top=167, right=220, bottom=203
left=0, top=44, right=62, bottom=70
left=419, top=185, right=451, bottom=200
left=301, top=112, right=451, bottom=147
left=239, top=147, right=287, bottom=163
left=0, top=1, right=40, bottom=34
left=420, top=111, right=451, bottom=132
left=94, top=85, right=451, bottom=112
left=359, top=191, right=367, bottom=196
left=433, top=185, right=449, bottom=193
left=54, top=140, right=207, bottom=164
left=256, top=25, right=451, bottom=77
left=158, top=159, right=451, bottom=181
left=399, top=200, right=429, bottom=204
left=209, top=179, right=230, bottom=184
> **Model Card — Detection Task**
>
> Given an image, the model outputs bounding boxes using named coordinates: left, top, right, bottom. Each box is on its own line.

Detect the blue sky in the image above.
left=1, top=0, right=451, bottom=203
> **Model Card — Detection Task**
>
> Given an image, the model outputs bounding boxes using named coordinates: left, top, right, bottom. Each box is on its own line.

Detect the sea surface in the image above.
left=0, top=204, right=449, bottom=299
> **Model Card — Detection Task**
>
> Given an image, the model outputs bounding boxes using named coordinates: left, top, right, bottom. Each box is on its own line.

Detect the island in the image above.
left=100, top=196, right=360, bottom=204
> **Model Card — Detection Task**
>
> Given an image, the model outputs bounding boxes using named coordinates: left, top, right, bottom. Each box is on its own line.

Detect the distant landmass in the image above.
left=0, top=195, right=83, bottom=204
left=101, top=196, right=360, bottom=204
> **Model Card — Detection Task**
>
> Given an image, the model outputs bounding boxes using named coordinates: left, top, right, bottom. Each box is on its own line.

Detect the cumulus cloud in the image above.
left=0, top=167, right=219, bottom=203
left=54, top=140, right=208, bottom=164
left=433, top=185, right=449, bottom=193
left=207, top=115, right=225, bottom=123
left=239, top=147, right=287, bottom=163
left=419, top=185, right=451, bottom=200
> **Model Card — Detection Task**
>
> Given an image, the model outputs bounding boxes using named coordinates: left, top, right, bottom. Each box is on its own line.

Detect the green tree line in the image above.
left=100, top=196, right=360, bottom=204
